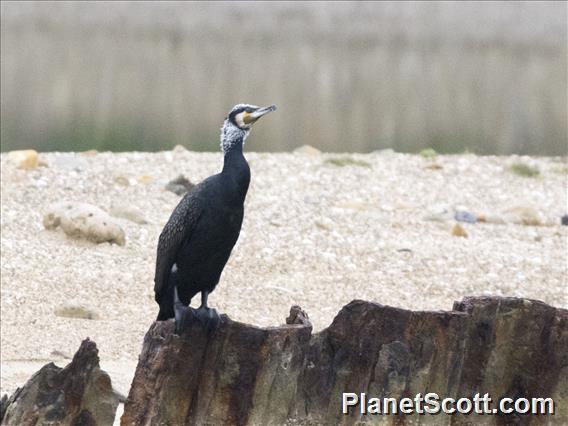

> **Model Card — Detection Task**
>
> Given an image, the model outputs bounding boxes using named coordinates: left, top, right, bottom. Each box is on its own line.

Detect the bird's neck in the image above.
left=222, top=140, right=250, bottom=202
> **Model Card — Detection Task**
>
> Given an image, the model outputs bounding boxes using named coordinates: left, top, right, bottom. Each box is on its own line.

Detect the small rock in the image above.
left=113, top=175, right=130, bottom=186
left=452, top=223, right=468, bottom=238
left=137, top=175, right=154, bottom=184
left=55, top=305, right=99, bottom=320
left=293, top=145, right=321, bottom=155
left=7, top=150, right=39, bottom=170
left=454, top=210, right=477, bottom=224
left=315, top=220, right=331, bottom=231
left=396, top=248, right=413, bottom=253
left=561, top=214, right=568, bottom=226
left=424, top=163, right=443, bottom=170
left=173, top=144, right=187, bottom=153
left=503, top=206, right=545, bottom=226
left=43, top=201, right=126, bottom=245
left=80, top=149, right=98, bottom=156
left=165, top=174, right=195, bottom=196
left=110, top=203, right=148, bottom=224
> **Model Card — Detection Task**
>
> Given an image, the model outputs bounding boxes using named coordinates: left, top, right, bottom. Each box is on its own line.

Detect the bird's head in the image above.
left=228, top=104, right=277, bottom=130
left=221, top=104, right=277, bottom=153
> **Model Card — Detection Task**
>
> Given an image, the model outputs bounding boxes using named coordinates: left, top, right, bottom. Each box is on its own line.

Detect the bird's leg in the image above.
left=194, top=290, right=220, bottom=327
left=173, top=285, right=193, bottom=335
left=173, top=285, right=184, bottom=334
left=199, top=290, right=209, bottom=310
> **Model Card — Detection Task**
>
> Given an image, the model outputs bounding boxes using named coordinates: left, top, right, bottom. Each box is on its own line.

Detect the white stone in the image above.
left=43, top=202, right=126, bottom=245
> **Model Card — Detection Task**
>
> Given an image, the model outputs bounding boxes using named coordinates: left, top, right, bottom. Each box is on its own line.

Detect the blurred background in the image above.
left=1, top=1, right=566, bottom=155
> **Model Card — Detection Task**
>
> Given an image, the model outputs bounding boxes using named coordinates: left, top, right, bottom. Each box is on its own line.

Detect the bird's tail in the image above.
left=156, top=273, right=176, bottom=321
left=156, top=304, right=174, bottom=321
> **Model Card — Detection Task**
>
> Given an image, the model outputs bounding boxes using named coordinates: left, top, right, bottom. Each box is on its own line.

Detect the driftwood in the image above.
left=1, top=339, right=120, bottom=426
left=121, top=297, right=567, bottom=425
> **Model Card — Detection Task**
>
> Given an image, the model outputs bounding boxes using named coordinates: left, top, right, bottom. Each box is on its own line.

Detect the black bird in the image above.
left=154, top=104, right=277, bottom=329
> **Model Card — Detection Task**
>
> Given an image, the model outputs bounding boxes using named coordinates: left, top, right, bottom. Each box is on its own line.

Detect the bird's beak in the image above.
left=244, top=105, right=277, bottom=124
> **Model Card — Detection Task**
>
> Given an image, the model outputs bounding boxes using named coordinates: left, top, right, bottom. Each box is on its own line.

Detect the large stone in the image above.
left=43, top=202, right=126, bottom=245
left=1, top=339, right=120, bottom=426
left=502, top=206, right=547, bottom=226
left=293, top=145, right=321, bottom=156
left=6, top=150, right=39, bottom=170
left=122, top=297, right=567, bottom=425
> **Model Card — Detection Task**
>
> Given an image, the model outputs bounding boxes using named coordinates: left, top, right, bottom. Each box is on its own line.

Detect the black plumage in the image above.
left=154, top=104, right=276, bottom=323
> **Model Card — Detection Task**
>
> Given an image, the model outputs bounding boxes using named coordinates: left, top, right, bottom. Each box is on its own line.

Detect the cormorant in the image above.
left=154, top=104, right=277, bottom=329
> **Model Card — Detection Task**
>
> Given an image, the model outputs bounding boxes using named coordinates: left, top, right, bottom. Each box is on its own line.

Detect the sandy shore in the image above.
left=1, top=149, right=566, bottom=396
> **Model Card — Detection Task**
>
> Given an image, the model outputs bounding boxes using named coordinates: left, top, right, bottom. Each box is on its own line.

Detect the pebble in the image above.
left=113, top=175, right=130, bottom=186
left=561, top=214, right=568, bottom=226
left=454, top=210, right=477, bottom=224
left=315, top=221, right=331, bottom=231
left=424, top=163, right=443, bottom=170
left=137, top=175, right=154, bottom=184
left=54, top=305, right=99, bottom=320
left=451, top=223, right=468, bottom=238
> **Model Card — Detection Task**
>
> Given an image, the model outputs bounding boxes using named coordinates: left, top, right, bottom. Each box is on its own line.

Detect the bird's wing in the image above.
left=154, top=190, right=203, bottom=299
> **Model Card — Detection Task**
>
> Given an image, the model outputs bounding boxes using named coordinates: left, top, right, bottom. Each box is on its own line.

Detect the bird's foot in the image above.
left=173, top=305, right=220, bottom=335
left=194, top=306, right=221, bottom=331
left=174, top=304, right=193, bottom=335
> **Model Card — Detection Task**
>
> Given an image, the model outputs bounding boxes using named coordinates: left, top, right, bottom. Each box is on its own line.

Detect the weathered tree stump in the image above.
left=1, top=339, right=120, bottom=426
left=122, top=297, right=567, bottom=425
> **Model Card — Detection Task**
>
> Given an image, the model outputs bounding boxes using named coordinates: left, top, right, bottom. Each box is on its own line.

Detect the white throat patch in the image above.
left=220, top=120, right=249, bottom=153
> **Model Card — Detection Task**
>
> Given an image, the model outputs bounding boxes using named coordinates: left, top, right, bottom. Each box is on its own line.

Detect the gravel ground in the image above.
left=1, top=149, right=567, bottom=396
